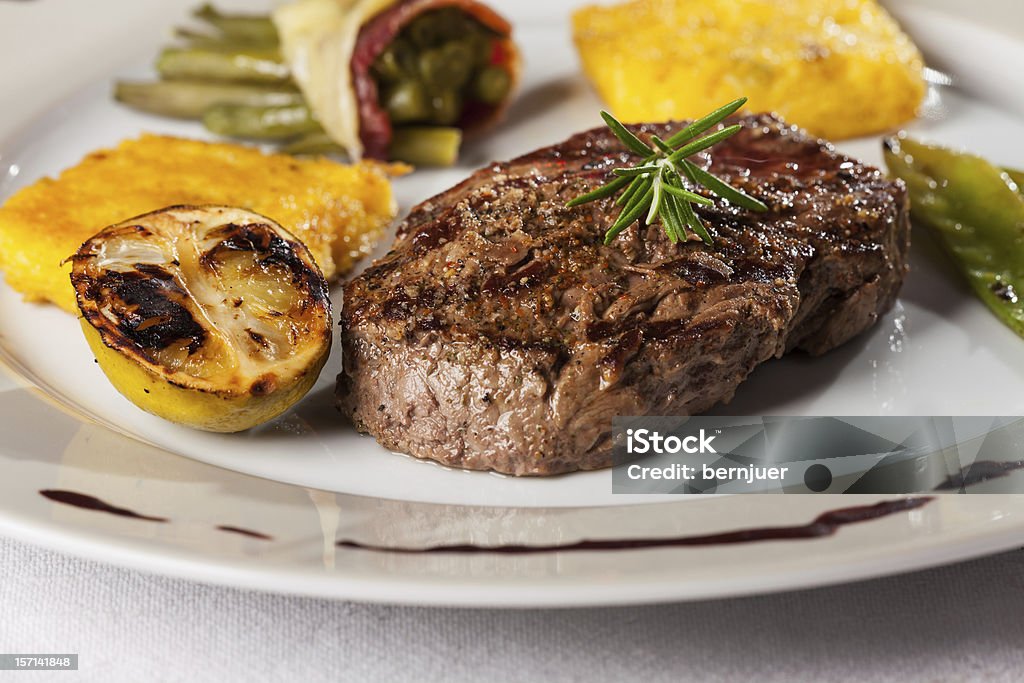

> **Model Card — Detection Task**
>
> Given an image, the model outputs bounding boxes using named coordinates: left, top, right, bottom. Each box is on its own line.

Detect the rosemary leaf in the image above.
left=680, top=200, right=713, bottom=245
left=650, top=135, right=674, bottom=156
left=665, top=97, right=748, bottom=147
left=613, top=164, right=662, bottom=177
left=660, top=193, right=686, bottom=244
left=607, top=184, right=654, bottom=242
left=667, top=124, right=743, bottom=164
left=681, top=160, right=768, bottom=212
left=663, top=183, right=713, bottom=205
left=679, top=158, right=698, bottom=185
left=617, top=174, right=647, bottom=207
left=565, top=174, right=631, bottom=208
left=620, top=176, right=653, bottom=220
left=662, top=173, right=691, bottom=242
left=646, top=173, right=664, bottom=225
left=600, top=111, right=655, bottom=157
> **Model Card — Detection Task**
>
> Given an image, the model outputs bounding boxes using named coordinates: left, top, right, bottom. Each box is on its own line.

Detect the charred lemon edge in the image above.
left=80, top=319, right=329, bottom=432
left=70, top=205, right=333, bottom=432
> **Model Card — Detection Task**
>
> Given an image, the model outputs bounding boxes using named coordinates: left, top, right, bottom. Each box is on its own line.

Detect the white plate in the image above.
left=1, top=0, right=1024, bottom=607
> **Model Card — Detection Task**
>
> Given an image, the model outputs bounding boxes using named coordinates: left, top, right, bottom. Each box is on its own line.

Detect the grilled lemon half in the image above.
left=70, top=205, right=332, bottom=432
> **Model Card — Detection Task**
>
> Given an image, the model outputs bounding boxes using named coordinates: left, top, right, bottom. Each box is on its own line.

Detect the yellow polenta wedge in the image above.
left=0, top=134, right=401, bottom=312
left=572, top=0, right=926, bottom=140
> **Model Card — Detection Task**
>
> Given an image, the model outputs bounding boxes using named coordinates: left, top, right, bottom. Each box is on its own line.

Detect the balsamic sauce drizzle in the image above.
left=336, top=497, right=933, bottom=555
left=40, top=489, right=168, bottom=523
left=39, top=489, right=272, bottom=540
left=934, top=460, right=1024, bottom=490
left=216, top=525, right=274, bottom=541
left=44, top=454, right=1024, bottom=555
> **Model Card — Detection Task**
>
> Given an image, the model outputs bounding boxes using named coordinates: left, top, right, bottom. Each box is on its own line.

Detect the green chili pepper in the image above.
left=884, top=135, right=1024, bottom=338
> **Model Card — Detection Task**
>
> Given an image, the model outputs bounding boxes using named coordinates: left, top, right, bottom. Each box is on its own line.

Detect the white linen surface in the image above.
left=2, top=537, right=1023, bottom=682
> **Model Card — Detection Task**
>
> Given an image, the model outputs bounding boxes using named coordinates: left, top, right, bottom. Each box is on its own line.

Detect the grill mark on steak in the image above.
left=337, top=113, right=910, bottom=475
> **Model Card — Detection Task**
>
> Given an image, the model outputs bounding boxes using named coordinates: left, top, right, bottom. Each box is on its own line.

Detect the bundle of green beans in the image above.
left=114, top=3, right=486, bottom=166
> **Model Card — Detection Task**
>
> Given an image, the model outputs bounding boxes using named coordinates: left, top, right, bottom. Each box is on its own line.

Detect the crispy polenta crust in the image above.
left=572, top=0, right=925, bottom=140
left=0, top=134, right=401, bottom=312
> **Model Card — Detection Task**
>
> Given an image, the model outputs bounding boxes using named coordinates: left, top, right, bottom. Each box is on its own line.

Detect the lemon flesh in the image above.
left=70, top=205, right=333, bottom=432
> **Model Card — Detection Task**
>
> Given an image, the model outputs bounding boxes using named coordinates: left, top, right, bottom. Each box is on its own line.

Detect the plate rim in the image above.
left=3, top=0, right=1024, bottom=607
left=3, top=485, right=1024, bottom=608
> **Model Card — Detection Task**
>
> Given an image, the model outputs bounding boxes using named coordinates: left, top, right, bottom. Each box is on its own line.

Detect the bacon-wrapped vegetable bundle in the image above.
left=276, top=0, right=519, bottom=161
left=114, top=2, right=519, bottom=166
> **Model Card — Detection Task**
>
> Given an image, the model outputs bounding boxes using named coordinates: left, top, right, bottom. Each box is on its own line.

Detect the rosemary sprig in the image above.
left=567, top=97, right=769, bottom=245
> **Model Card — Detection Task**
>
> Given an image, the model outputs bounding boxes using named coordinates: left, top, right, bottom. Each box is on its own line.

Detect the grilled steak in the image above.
left=337, top=114, right=910, bottom=475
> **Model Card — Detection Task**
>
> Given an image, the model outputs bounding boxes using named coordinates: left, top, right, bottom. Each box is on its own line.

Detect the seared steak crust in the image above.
left=337, top=114, right=910, bottom=475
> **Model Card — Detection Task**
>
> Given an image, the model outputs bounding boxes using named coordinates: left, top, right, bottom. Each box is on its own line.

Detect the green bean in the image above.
left=373, top=40, right=417, bottom=84
left=157, top=47, right=289, bottom=84
left=174, top=26, right=276, bottom=51
left=429, top=90, right=462, bottom=125
left=193, top=4, right=279, bottom=46
left=203, top=102, right=321, bottom=140
left=433, top=8, right=472, bottom=41
left=419, top=42, right=474, bottom=91
left=472, top=66, right=511, bottom=105
left=383, top=81, right=430, bottom=123
left=467, top=32, right=495, bottom=64
left=280, top=131, right=344, bottom=156
left=114, top=80, right=302, bottom=119
left=389, top=127, right=462, bottom=167
left=407, top=8, right=485, bottom=49
left=417, top=49, right=445, bottom=91
left=175, top=27, right=226, bottom=49
left=407, top=11, right=445, bottom=49
left=884, top=136, right=1024, bottom=339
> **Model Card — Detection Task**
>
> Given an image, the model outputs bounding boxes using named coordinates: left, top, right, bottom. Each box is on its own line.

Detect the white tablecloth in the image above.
left=2, top=536, right=1022, bottom=682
